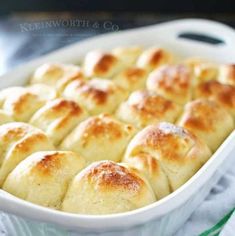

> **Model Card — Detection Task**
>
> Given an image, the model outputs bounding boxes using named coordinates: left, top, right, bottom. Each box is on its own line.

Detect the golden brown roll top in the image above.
left=112, top=46, right=143, bottom=67
left=113, top=67, right=148, bottom=92
left=61, top=160, right=156, bottom=214
left=30, top=63, right=84, bottom=92
left=62, top=78, right=126, bottom=115
left=3, top=151, right=85, bottom=209
left=116, top=90, right=182, bottom=129
left=194, top=80, right=235, bottom=119
left=60, top=114, right=136, bottom=163
left=218, top=64, right=235, bottom=86
left=147, top=64, right=193, bottom=105
left=83, top=50, right=124, bottom=78
left=0, top=122, right=54, bottom=186
left=136, top=47, right=172, bottom=72
left=0, top=87, right=46, bottom=122
left=124, top=122, right=212, bottom=191
left=193, top=63, right=218, bottom=85
left=30, top=98, right=89, bottom=146
left=177, top=99, right=234, bottom=152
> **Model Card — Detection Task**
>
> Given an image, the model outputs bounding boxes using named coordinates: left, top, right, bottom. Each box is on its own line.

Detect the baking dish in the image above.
left=0, top=18, right=235, bottom=236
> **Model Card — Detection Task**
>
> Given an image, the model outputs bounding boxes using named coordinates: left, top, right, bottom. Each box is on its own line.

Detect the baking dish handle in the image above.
left=158, top=19, right=235, bottom=49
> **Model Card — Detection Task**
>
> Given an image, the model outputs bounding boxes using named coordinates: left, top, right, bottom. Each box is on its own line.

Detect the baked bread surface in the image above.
left=0, top=46, right=234, bottom=215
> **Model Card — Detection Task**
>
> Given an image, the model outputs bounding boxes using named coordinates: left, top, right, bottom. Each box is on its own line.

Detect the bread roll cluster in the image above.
left=60, top=114, right=135, bottom=163
left=3, top=151, right=85, bottom=209
left=116, top=90, right=181, bottom=128
left=0, top=122, right=54, bottom=186
left=30, top=63, right=84, bottom=93
left=62, top=79, right=126, bottom=115
left=62, top=160, right=155, bottom=214
left=124, top=122, right=212, bottom=197
left=0, top=46, right=234, bottom=215
left=30, top=98, right=88, bottom=146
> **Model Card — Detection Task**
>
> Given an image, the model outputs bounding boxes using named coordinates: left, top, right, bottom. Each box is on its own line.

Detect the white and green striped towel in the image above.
left=176, top=164, right=235, bottom=236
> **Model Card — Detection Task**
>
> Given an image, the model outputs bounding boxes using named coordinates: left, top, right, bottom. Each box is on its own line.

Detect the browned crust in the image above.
left=123, top=67, right=146, bottom=82
left=158, top=65, right=191, bottom=91
left=58, top=70, right=84, bottom=89
left=129, top=90, right=175, bottom=118
left=10, top=92, right=39, bottom=114
left=13, top=132, right=48, bottom=153
left=49, top=99, right=82, bottom=116
left=34, top=152, right=62, bottom=175
left=149, top=49, right=164, bottom=66
left=86, top=161, right=143, bottom=191
left=0, top=123, right=32, bottom=141
left=93, top=54, right=118, bottom=75
left=197, top=81, right=235, bottom=108
left=132, top=123, right=194, bottom=163
left=79, top=115, right=130, bottom=147
left=73, top=80, right=114, bottom=105
left=180, top=99, right=224, bottom=132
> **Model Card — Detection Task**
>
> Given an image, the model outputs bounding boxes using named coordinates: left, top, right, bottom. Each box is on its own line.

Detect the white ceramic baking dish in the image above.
left=0, top=19, right=235, bottom=236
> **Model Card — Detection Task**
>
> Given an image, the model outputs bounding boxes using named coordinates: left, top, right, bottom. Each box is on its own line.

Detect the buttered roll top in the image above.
left=194, top=80, right=235, bottom=119
left=30, top=98, right=88, bottom=146
left=60, top=114, right=136, bottom=163
left=30, top=63, right=84, bottom=92
left=3, top=151, right=85, bottom=209
left=62, top=160, right=156, bottom=214
left=136, top=47, right=173, bottom=72
left=0, top=122, right=54, bottom=186
left=116, top=90, right=182, bottom=129
left=83, top=50, right=124, bottom=78
left=177, top=99, right=234, bottom=152
left=124, top=122, right=212, bottom=191
left=62, top=79, right=126, bottom=115
left=147, top=64, right=193, bottom=105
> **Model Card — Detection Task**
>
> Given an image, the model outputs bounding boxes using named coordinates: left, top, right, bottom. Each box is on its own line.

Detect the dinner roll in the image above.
left=62, top=79, right=126, bottom=115
left=30, top=99, right=88, bottom=146
left=184, top=57, right=217, bottom=76
left=218, top=64, right=235, bottom=86
left=0, top=87, right=45, bottom=122
left=112, top=46, right=143, bottom=66
left=123, top=153, right=170, bottom=199
left=136, top=47, right=172, bottom=72
left=194, top=80, right=235, bottom=119
left=125, top=122, right=212, bottom=191
left=0, top=110, right=13, bottom=125
left=193, top=62, right=218, bottom=85
left=116, top=90, right=182, bottom=129
left=177, top=99, right=234, bottom=152
left=0, top=122, right=54, bottom=186
left=26, top=84, right=57, bottom=101
left=62, top=160, right=156, bottom=214
left=3, top=151, right=85, bottom=209
left=30, top=63, right=84, bottom=92
left=83, top=50, right=124, bottom=78
left=0, top=87, right=25, bottom=107
left=113, top=67, right=148, bottom=92
left=60, top=114, right=136, bottom=163
left=146, top=64, right=193, bottom=105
